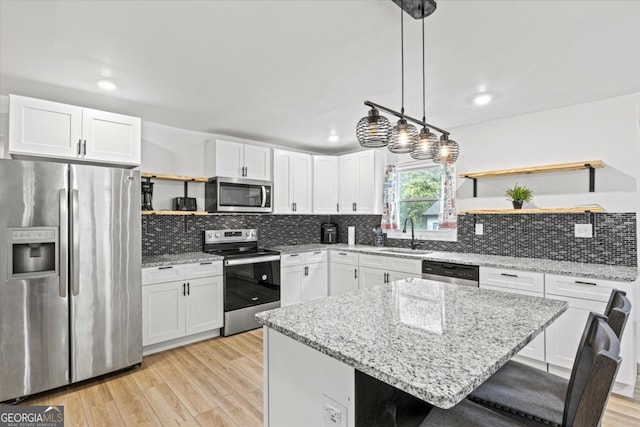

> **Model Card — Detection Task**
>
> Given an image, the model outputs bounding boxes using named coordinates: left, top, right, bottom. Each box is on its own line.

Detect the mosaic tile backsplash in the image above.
left=142, top=212, right=637, bottom=266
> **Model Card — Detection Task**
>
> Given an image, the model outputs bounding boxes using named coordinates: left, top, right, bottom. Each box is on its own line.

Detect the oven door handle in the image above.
left=225, top=255, right=281, bottom=266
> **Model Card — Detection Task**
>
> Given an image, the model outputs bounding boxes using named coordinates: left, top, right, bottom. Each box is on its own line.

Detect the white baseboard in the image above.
left=142, top=329, right=221, bottom=356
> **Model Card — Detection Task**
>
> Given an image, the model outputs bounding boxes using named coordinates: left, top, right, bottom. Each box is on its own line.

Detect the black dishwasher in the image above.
left=421, top=260, right=479, bottom=287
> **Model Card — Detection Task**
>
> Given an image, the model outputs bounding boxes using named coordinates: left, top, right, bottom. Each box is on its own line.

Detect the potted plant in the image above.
left=505, top=183, right=533, bottom=209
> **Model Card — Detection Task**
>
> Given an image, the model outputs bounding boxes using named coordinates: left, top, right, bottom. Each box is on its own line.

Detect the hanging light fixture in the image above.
left=410, top=8, right=437, bottom=160
left=356, top=107, right=391, bottom=147
left=432, top=134, right=460, bottom=164
left=387, top=0, right=418, bottom=154
left=356, top=0, right=460, bottom=164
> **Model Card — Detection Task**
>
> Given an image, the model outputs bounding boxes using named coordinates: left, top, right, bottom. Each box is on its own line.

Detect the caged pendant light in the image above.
left=356, top=0, right=460, bottom=163
left=410, top=10, right=437, bottom=160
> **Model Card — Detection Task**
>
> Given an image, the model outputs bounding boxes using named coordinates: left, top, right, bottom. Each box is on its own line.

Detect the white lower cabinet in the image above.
left=329, top=252, right=359, bottom=296
left=358, top=254, right=421, bottom=289
left=281, top=251, right=328, bottom=306
left=142, top=261, right=223, bottom=352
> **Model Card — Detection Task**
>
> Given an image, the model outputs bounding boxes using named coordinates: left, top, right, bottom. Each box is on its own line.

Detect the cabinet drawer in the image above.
left=358, top=254, right=384, bottom=269
left=331, top=250, right=358, bottom=266
left=281, top=253, right=305, bottom=267
left=142, top=264, right=186, bottom=285
left=479, top=267, right=544, bottom=293
left=185, top=261, right=223, bottom=279
left=545, top=274, right=616, bottom=302
left=306, top=250, right=327, bottom=264
left=386, top=257, right=421, bottom=275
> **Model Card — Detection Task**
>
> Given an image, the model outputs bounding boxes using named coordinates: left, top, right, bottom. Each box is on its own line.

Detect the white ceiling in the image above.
left=1, top=0, right=639, bottom=154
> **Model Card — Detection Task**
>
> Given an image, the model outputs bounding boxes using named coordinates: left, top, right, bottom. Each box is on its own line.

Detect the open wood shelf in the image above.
left=459, top=160, right=604, bottom=179
left=141, top=172, right=208, bottom=182
left=141, top=210, right=208, bottom=216
left=459, top=206, right=604, bottom=215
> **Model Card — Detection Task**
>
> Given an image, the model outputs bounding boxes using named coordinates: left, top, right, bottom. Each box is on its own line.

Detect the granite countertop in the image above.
left=269, top=243, right=638, bottom=282
left=142, top=252, right=223, bottom=268
left=256, top=278, right=568, bottom=409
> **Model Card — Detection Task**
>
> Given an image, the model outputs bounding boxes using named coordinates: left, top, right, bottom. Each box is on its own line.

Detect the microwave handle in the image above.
left=261, top=186, right=267, bottom=208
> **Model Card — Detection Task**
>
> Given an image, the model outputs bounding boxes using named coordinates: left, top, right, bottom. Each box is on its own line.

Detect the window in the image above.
left=397, top=165, right=442, bottom=231
left=383, top=162, right=457, bottom=241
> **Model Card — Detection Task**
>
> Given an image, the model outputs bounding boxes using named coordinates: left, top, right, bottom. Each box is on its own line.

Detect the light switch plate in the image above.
left=475, top=224, right=484, bottom=235
left=574, top=224, right=593, bottom=238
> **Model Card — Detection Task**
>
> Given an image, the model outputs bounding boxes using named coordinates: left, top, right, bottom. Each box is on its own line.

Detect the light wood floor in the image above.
left=17, top=329, right=640, bottom=426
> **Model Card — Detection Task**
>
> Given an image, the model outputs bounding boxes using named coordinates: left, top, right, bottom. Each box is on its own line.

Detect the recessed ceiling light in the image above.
left=473, top=93, right=492, bottom=105
left=96, top=79, right=117, bottom=91
left=328, top=134, right=339, bottom=142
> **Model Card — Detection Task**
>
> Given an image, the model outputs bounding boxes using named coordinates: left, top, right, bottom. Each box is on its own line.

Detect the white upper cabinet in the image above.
left=9, top=94, right=141, bottom=166
left=337, top=150, right=383, bottom=214
left=273, top=149, right=312, bottom=214
left=210, top=139, right=271, bottom=180
left=313, top=156, right=339, bottom=214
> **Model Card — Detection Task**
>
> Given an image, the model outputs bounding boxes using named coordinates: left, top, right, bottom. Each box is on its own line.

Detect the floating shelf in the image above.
left=459, top=206, right=604, bottom=215
left=140, top=172, right=208, bottom=182
left=141, top=210, right=208, bottom=216
left=459, top=160, right=604, bottom=197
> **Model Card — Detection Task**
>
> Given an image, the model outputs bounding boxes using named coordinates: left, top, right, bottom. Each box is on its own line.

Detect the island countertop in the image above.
left=256, top=279, right=568, bottom=409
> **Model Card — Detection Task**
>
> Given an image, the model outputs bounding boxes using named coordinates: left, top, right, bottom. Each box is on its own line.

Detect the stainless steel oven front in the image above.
left=205, top=177, right=272, bottom=213
left=223, top=254, right=280, bottom=336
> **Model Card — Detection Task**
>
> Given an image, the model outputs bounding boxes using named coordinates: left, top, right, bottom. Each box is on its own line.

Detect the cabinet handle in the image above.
left=500, top=273, right=518, bottom=278
left=352, top=202, right=356, bottom=212
left=304, top=266, right=309, bottom=276
left=183, top=283, right=186, bottom=296
left=290, top=254, right=300, bottom=257
left=354, top=202, right=357, bottom=211
left=158, top=266, right=173, bottom=270
left=354, top=269, right=358, bottom=279
left=244, top=166, right=247, bottom=177
left=77, top=139, right=82, bottom=156
left=200, top=262, right=213, bottom=265
left=313, top=251, right=322, bottom=255
left=338, top=252, right=348, bottom=256
left=187, top=282, right=190, bottom=295
left=251, top=297, right=259, bottom=301
left=83, top=140, right=87, bottom=156
left=574, top=280, right=597, bottom=286
left=336, top=203, right=339, bottom=212
left=384, top=272, right=388, bottom=283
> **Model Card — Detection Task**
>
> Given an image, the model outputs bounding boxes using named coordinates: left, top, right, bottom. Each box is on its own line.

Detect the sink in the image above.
left=375, top=247, right=432, bottom=256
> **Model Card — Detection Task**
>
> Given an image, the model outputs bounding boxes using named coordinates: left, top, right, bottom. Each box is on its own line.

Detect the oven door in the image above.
left=224, top=256, right=280, bottom=311
left=215, top=177, right=272, bottom=213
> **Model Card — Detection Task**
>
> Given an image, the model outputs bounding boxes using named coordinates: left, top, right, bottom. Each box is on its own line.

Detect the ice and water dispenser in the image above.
left=8, top=227, right=58, bottom=279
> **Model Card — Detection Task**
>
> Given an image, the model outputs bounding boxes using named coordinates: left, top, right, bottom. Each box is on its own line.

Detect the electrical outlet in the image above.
left=475, top=223, right=484, bottom=235
left=322, top=394, right=347, bottom=427
left=574, top=224, right=593, bottom=238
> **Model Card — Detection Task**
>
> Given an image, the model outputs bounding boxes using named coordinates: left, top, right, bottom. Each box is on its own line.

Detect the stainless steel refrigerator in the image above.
left=0, top=158, right=142, bottom=402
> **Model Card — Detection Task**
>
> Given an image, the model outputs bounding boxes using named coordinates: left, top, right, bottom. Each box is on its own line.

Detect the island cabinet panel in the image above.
left=265, top=329, right=355, bottom=427
left=280, top=252, right=328, bottom=306
left=545, top=274, right=636, bottom=396
left=142, top=262, right=223, bottom=354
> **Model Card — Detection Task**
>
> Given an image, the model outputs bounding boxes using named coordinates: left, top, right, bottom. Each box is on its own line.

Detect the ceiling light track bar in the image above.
left=364, top=100, right=450, bottom=137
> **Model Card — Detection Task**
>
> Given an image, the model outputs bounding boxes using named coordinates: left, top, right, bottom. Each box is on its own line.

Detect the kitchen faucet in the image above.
left=402, top=217, right=416, bottom=250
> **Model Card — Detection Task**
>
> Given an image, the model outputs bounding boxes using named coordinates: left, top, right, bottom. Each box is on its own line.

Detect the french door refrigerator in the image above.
left=0, top=159, right=142, bottom=402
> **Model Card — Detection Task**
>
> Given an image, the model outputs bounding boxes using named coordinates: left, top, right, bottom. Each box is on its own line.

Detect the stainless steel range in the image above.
left=204, top=229, right=280, bottom=336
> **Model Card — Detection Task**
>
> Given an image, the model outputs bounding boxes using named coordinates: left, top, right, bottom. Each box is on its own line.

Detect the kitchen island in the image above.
left=256, top=278, right=567, bottom=427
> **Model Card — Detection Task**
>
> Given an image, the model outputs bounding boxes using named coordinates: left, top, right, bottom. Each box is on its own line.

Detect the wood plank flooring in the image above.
left=17, top=328, right=640, bottom=426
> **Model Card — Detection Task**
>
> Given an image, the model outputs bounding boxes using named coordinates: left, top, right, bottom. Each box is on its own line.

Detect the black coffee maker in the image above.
left=321, top=223, right=337, bottom=244
left=141, top=179, right=154, bottom=211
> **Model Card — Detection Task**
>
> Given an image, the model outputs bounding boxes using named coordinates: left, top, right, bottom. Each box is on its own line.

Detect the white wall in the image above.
left=391, top=94, right=639, bottom=213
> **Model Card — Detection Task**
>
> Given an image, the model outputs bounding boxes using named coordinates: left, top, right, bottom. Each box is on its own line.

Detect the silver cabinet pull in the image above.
left=501, top=273, right=518, bottom=278
left=336, top=203, right=339, bottom=212
left=304, top=266, right=309, bottom=276
left=313, top=251, right=322, bottom=255
left=82, top=139, right=87, bottom=156
left=159, top=266, right=174, bottom=270
left=290, top=254, right=300, bottom=257
left=354, top=269, right=358, bottom=279
left=183, top=283, right=186, bottom=296
left=575, top=280, right=597, bottom=286
left=338, top=252, right=348, bottom=256
left=77, top=139, right=82, bottom=156
left=200, top=262, right=213, bottom=265
left=187, top=282, right=190, bottom=295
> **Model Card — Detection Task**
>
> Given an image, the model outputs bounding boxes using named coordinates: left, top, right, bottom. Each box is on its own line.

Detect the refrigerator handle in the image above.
left=71, top=189, right=80, bottom=296
left=59, top=189, right=68, bottom=298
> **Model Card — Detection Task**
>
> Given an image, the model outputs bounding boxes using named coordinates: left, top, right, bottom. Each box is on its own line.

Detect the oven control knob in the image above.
left=262, top=274, right=267, bottom=281
left=251, top=231, right=256, bottom=236
left=215, top=233, right=220, bottom=238
left=207, top=232, right=212, bottom=238
left=246, top=232, right=250, bottom=236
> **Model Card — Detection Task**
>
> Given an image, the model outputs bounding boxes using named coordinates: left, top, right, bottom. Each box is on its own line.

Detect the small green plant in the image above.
left=505, top=183, right=533, bottom=202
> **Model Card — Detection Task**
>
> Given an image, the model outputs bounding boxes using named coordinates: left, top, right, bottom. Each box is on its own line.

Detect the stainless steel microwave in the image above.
left=205, top=177, right=272, bottom=213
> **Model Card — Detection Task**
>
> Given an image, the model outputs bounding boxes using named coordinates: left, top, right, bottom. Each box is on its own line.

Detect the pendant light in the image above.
left=356, top=107, right=391, bottom=147
left=432, top=134, right=460, bottom=164
left=387, top=0, right=418, bottom=154
left=410, top=10, right=437, bottom=160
